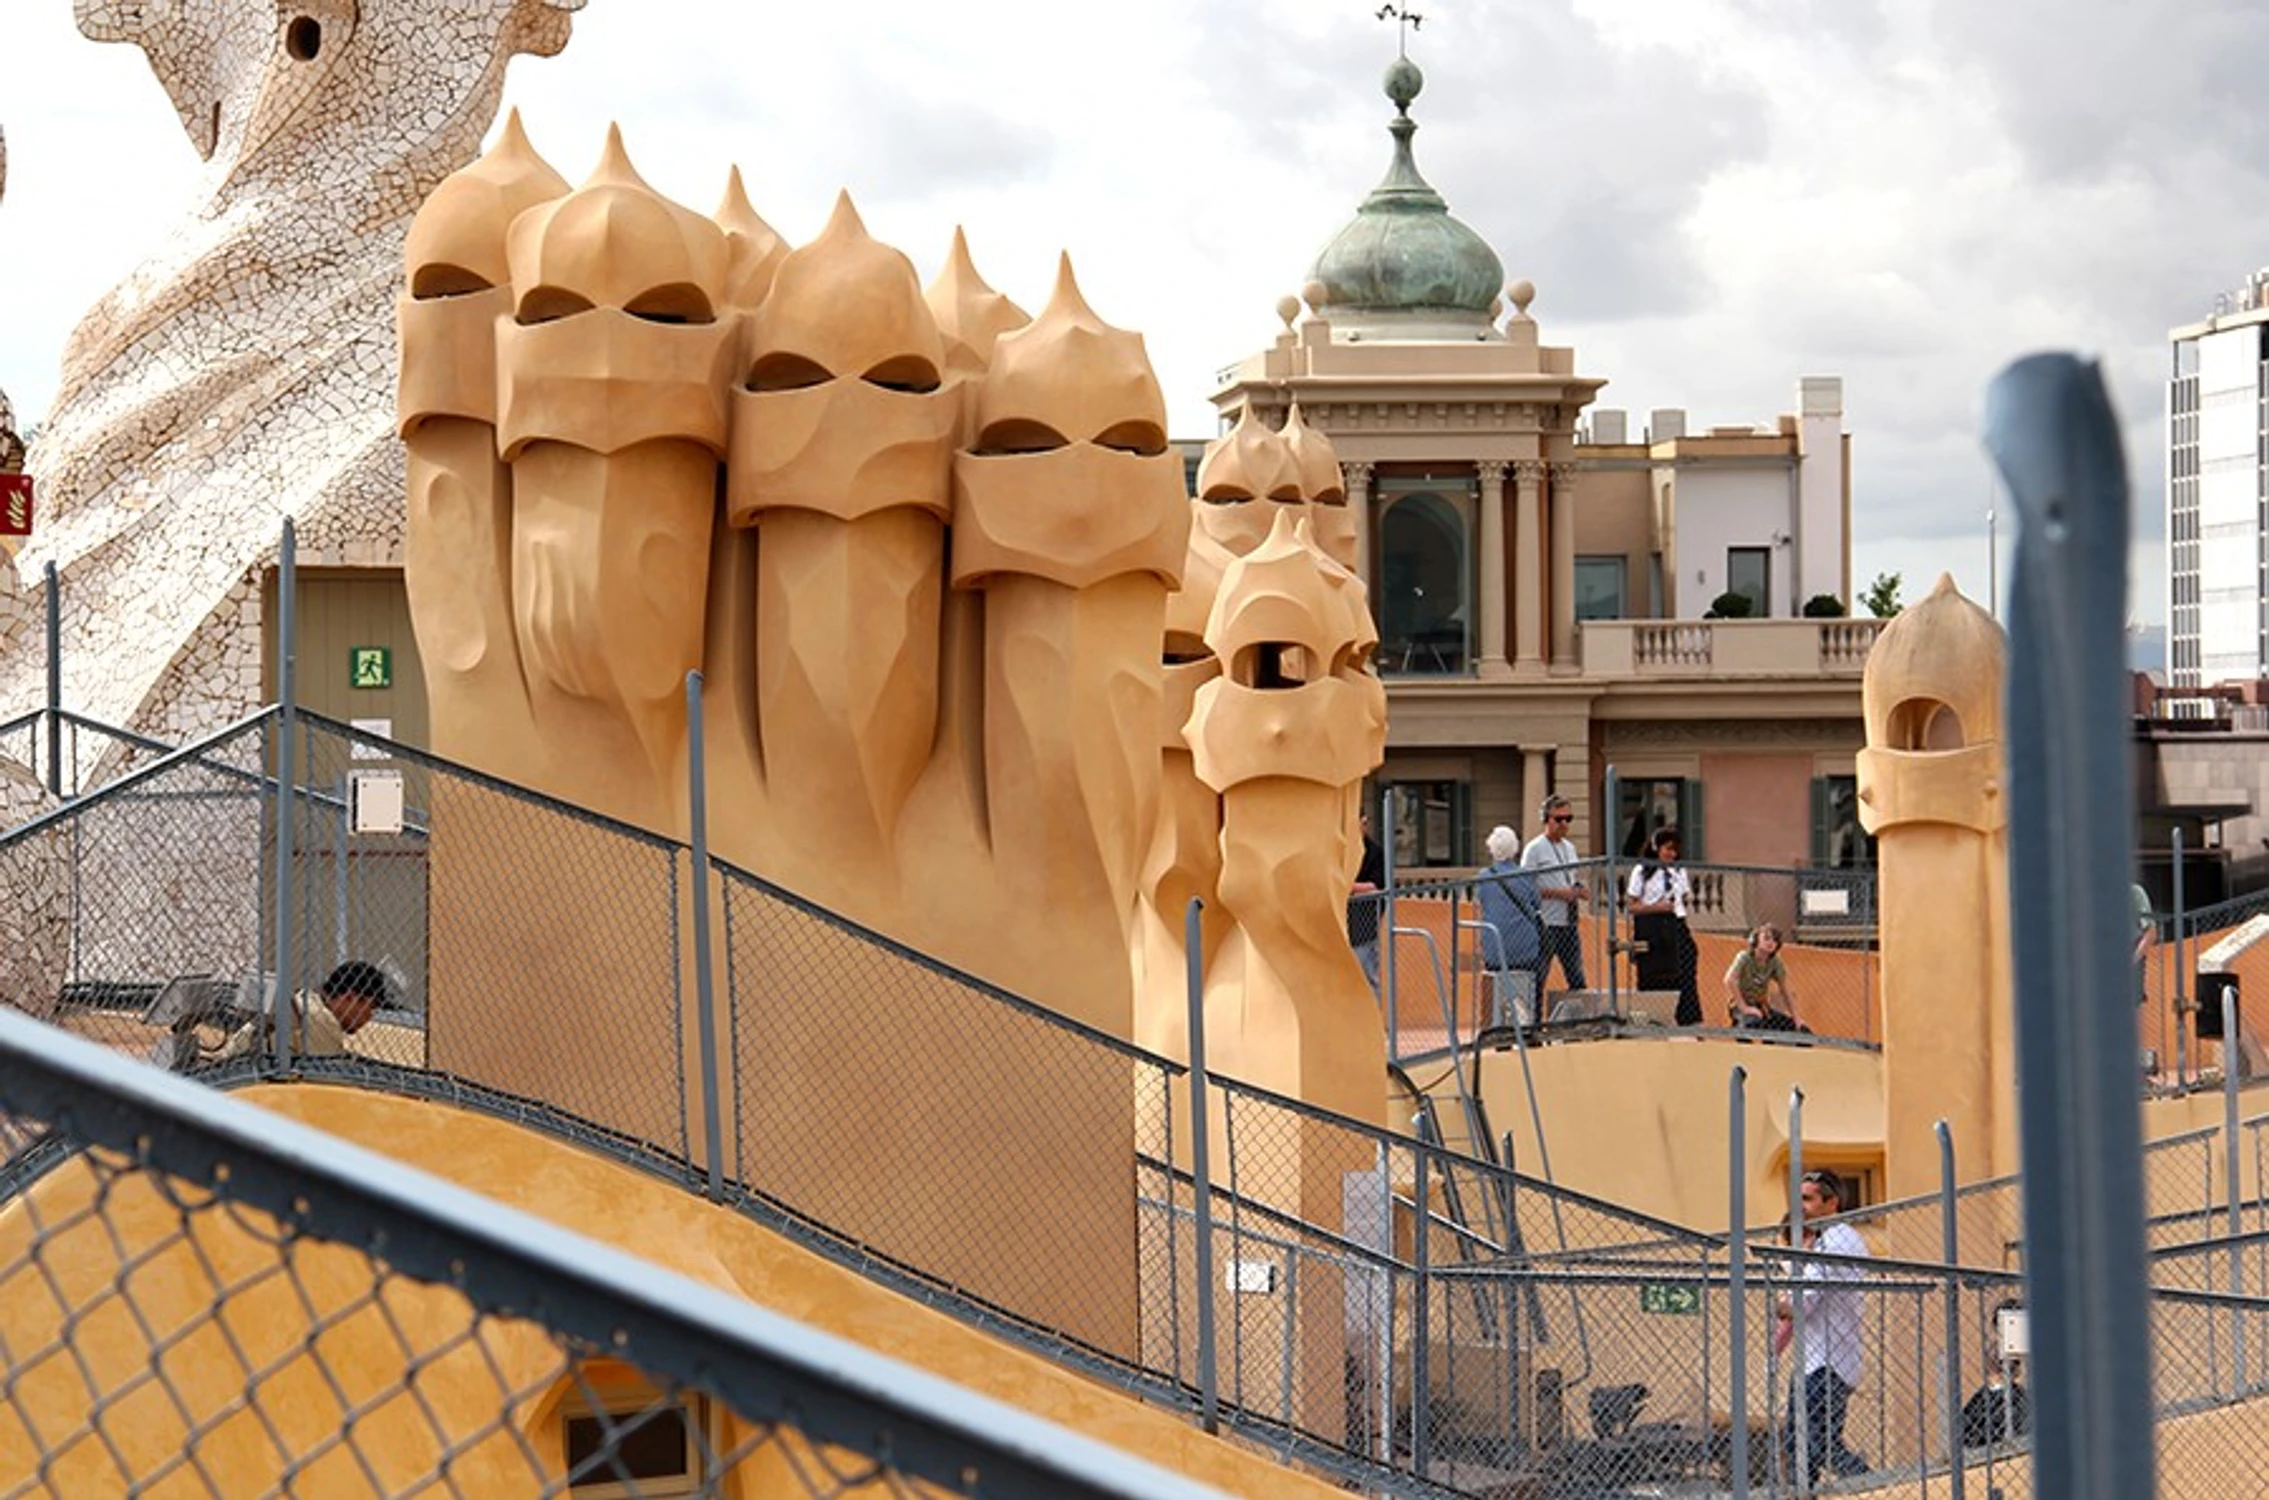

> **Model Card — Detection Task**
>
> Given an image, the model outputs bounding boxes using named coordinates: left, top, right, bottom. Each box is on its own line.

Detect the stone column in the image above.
left=1520, top=746, right=1549, bottom=836
left=1476, top=460, right=1511, bottom=678
left=1513, top=460, right=1545, bottom=673
left=1343, top=461, right=1375, bottom=596
left=1550, top=461, right=1578, bottom=670
left=1552, top=752, right=1594, bottom=853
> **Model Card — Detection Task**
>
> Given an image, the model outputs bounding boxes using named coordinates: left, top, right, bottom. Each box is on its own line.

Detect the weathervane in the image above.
left=1377, top=3, right=1423, bottom=57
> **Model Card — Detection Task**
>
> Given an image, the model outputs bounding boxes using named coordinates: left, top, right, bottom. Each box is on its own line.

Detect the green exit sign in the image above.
left=1639, top=1283, right=1700, bottom=1316
left=350, top=646, right=393, bottom=690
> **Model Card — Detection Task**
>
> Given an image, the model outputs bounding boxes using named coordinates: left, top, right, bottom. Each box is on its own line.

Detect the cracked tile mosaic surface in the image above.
left=0, top=2, right=585, bottom=744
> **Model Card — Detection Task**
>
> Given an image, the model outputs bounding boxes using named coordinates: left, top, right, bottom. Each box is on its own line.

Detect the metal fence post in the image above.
left=1382, top=785, right=1399, bottom=1047
left=1183, top=897, right=1220, bottom=1435
left=2227, top=977, right=2246, bottom=1390
left=42, top=559, right=59, bottom=797
left=1938, top=1120, right=1967, bottom=1500
left=2174, top=826, right=2188, bottom=1085
left=1377, top=1144, right=1395, bottom=1465
left=332, top=773, right=350, bottom=973
left=1500, top=1127, right=1523, bottom=1454
left=1990, top=351, right=2156, bottom=1500
left=685, top=671, right=725, bottom=1202
left=1788, top=1087, right=1809, bottom=1498
left=1412, top=1149, right=1432, bottom=1480
left=272, top=518, right=298, bottom=1067
left=1604, top=765, right=1621, bottom=1015
left=1730, top=1065, right=1751, bottom=1497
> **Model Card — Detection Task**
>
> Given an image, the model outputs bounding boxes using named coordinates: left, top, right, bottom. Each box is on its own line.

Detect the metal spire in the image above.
left=1377, top=3, right=1424, bottom=57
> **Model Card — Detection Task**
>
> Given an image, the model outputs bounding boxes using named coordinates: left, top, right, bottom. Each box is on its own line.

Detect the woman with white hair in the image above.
left=1476, top=824, right=1543, bottom=1028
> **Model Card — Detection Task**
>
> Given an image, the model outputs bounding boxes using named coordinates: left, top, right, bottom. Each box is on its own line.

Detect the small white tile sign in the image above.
left=350, top=770, right=405, bottom=835
left=1996, top=1305, right=2030, bottom=1360
left=1801, top=886, right=1851, bottom=917
left=350, top=717, right=392, bottom=761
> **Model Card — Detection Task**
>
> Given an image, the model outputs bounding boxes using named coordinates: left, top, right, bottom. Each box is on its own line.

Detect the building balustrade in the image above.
left=1576, top=617, right=1886, bottom=679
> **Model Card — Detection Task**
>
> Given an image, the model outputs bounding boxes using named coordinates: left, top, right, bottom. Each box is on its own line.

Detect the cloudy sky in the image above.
left=4, top=0, right=2263, bottom=628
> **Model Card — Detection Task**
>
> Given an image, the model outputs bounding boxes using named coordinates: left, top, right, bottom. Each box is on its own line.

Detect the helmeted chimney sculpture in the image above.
left=1857, top=574, right=2017, bottom=1203
left=399, top=122, right=1388, bottom=1141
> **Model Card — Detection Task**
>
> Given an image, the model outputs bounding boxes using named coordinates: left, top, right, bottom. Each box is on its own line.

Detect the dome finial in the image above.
left=1377, top=3, right=1425, bottom=115
left=1302, top=6, right=1503, bottom=339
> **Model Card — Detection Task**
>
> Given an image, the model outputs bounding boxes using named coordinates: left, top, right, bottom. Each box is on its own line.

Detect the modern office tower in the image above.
left=2167, top=270, right=2269, bottom=693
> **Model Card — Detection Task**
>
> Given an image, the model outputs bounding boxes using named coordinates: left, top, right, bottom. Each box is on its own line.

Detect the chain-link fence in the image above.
left=716, top=861, right=1181, bottom=1373
left=2141, top=890, right=2269, bottom=1091
left=0, top=705, right=1430, bottom=1492
left=0, top=706, right=207, bottom=807
left=1161, top=1067, right=1733, bottom=1482
left=23, top=694, right=2269, bottom=1494
left=0, top=714, right=274, bottom=1036
left=0, top=1008, right=1235, bottom=1499
left=1368, top=857, right=2269, bottom=1120
left=1811, top=1126, right=2224, bottom=1274
left=1363, top=858, right=1882, bottom=1068
left=1343, top=1227, right=2269, bottom=1498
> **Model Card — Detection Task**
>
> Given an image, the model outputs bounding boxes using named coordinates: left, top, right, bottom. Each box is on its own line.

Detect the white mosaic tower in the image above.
left=0, top=1, right=585, bottom=741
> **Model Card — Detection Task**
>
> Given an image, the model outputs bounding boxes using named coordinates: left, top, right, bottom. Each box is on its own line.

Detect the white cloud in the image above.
left=1, top=0, right=2234, bottom=628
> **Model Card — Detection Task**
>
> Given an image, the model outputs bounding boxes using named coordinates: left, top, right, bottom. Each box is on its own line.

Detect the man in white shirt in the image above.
left=1519, top=795, right=1587, bottom=994
left=1779, top=1170, right=1872, bottom=1483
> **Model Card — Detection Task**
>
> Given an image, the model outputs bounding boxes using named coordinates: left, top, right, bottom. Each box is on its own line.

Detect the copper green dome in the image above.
left=1307, top=58, right=1504, bottom=339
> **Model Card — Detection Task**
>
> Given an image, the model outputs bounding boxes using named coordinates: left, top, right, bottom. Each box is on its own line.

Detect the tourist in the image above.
left=2132, top=881, right=2155, bottom=1008
left=220, top=960, right=390, bottom=1061
left=1779, top=1170, right=1872, bottom=1483
left=1476, top=825, right=1543, bottom=1028
left=1520, top=794, right=1588, bottom=994
left=1726, top=922, right=1809, bottom=1032
left=1626, top=826, right=1701, bottom=1026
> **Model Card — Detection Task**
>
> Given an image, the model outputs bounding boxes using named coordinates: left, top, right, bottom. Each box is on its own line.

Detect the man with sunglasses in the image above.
left=1779, top=1170, right=1872, bottom=1484
left=1520, top=795, right=1588, bottom=996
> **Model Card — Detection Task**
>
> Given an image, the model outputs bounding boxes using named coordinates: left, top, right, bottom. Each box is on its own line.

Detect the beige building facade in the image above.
left=1206, top=58, right=1874, bottom=870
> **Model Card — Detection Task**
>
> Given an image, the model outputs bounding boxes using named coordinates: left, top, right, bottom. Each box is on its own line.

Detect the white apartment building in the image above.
left=2167, top=270, right=2269, bottom=692
left=1573, top=383, right=1851, bottom=624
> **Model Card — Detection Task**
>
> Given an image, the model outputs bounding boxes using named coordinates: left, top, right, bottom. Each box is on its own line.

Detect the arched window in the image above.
left=1376, top=488, right=1472, bottom=675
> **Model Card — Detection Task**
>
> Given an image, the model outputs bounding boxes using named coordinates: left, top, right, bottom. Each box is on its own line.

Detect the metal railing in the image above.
left=0, top=1008, right=1232, bottom=1499
left=17, top=701, right=2269, bottom=1491
left=1358, top=856, right=1882, bottom=1066
left=0, top=703, right=1438, bottom=1493
left=0, top=704, right=189, bottom=804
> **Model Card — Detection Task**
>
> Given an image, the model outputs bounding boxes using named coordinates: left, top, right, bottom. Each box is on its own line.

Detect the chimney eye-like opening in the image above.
left=745, top=353, right=831, bottom=393
left=1886, top=697, right=1966, bottom=752
left=516, top=287, right=595, bottom=326
left=1233, top=642, right=1312, bottom=690
left=625, top=284, right=715, bottom=326
left=1162, top=631, right=1211, bottom=667
left=973, top=419, right=1068, bottom=456
left=861, top=356, right=940, bottom=395
left=285, top=17, right=322, bottom=61
left=1094, top=419, right=1166, bottom=457
left=410, top=265, right=494, bottom=300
